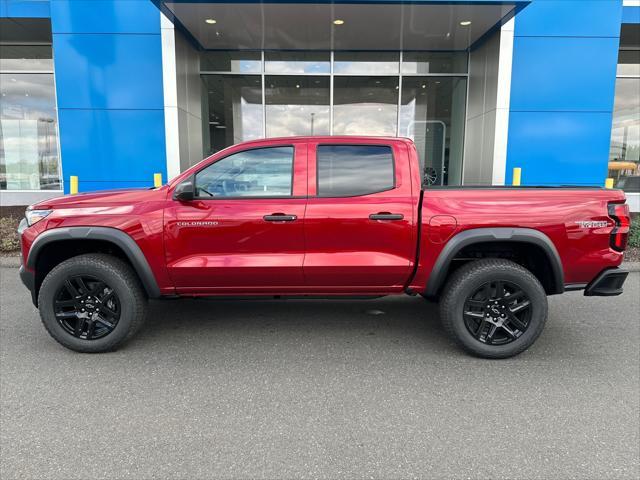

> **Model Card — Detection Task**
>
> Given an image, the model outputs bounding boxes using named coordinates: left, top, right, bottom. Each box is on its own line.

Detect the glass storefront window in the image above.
left=333, top=77, right=399, bottom=136
left=400, top=77, right=467, bottom=186
left=402, top=52, right=468, bottom=74
left=1, top=19, right=61, bottom=191
left=333, top=52, right=399, bottom=74
left=0, top=73, right=60, bottom=191
left=200, top=51, right=262, bottom=73
left=609, top=78, right=640, bottom=192
left=202, top=75, right=263, bottom=155
left=609, top=24, right=639, bottom=192
left=0, top=45, right=53, bottom=71
left=265, top=51, right=330, bottom=74
left=265, top=76, right=330, bottom=137
left=617, top=50, right=640, bottom=77
left=201, top=50, right=469, bottom=185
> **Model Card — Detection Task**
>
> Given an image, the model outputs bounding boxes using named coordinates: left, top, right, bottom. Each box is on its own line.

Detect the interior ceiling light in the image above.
left=333, top=19, right=345, bottom=25
left=205, top=19, right=217, bottom=24
left=460, top=20, right=472, bottom=26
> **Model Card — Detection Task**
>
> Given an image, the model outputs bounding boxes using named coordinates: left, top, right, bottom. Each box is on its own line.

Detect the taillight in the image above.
left=608, top=202, right=630, bottom=251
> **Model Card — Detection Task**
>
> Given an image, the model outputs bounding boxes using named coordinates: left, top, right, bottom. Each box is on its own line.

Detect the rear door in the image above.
left=303, top=139, right=417, bottom=290
left=164, top=141, right=307, bottom=293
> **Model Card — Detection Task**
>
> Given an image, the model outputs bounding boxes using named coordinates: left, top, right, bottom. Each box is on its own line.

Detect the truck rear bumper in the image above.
left=584, top=268, right=628, bottom=297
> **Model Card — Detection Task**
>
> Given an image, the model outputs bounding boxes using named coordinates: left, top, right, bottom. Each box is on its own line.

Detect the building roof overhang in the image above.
left=154, top=0, right=530, bottom=51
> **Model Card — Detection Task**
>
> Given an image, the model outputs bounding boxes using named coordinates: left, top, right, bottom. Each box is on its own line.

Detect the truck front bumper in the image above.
left=584, top=268, right=628, bottom=296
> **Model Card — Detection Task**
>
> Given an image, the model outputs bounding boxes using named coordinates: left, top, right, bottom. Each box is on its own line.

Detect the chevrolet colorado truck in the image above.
left=18, top=136, right=630, bottom=358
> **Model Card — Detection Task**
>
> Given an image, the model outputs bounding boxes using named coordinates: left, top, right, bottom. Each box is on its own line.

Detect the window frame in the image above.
left=315, top=143, right=397, bottom=198
left=192, top=144, right=298, bottom=200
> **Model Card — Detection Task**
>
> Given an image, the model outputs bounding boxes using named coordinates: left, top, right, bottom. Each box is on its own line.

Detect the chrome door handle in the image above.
left=369, top=213, right=404, bottom=221
left=263, top=213, right=297, bottom=222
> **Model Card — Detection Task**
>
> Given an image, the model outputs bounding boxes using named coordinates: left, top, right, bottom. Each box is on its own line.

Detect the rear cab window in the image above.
left=316, top=145, right=395, bottom=197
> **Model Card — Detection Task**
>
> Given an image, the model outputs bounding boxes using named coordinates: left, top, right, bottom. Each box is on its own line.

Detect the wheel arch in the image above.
left=27, top=227, right=161, bottom=302
left=424, top=228, right=564, bottom=299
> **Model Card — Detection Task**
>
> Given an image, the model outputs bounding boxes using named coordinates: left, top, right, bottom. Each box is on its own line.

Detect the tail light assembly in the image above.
left=608, top=202, right=630, bottom=252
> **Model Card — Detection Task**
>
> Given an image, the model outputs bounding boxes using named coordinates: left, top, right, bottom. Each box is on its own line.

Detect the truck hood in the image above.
left=30, top=187, right=166, bottom=210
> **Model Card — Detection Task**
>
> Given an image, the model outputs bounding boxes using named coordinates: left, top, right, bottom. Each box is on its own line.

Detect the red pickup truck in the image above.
left=18, top=136, right=630, bottom=358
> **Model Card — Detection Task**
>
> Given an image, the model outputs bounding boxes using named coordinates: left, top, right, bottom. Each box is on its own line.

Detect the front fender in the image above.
left=27, top=226, right=161, bottom=299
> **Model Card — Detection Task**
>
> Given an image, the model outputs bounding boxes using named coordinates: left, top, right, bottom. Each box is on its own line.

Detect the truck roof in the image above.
left=233, top=135, right=416, bottom=146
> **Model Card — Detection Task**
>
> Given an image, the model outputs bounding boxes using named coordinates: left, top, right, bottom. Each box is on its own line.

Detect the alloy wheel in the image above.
left=463, top=280, right=532, bottom=345
left=53, top=275, right=121, bottom=340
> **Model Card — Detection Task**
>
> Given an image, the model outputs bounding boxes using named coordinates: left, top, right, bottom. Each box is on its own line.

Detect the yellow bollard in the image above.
left=70, top=176, right=79, bottom=195
left=605, top=178, right=614, bottom=189
left=512, top=167, right=522, bottom=186
left=154, top=173, right=162, bottom=188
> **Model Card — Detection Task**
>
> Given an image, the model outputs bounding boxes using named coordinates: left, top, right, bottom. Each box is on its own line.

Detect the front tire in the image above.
left=439, top=259, right=547, bottom=359
left=38, top=254, right=147, bottom=353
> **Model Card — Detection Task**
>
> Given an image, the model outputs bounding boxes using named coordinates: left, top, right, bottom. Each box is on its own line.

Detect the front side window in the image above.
left=195, top=146, right=294, bottom=198
left=317, top=145, right=394, bottom=197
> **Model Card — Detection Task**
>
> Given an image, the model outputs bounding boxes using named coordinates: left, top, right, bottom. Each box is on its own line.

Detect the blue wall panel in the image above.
left=0, top=0, right=50, bottom=18
left=51, top=0, right=160, bottom=34
left=514, top=0, right=623, bottom=37
left=57, top=109, right=167, bottom=190
left=50, top=0, right=166, bottom=193
left=506, top=111, right=613, bottom=185
left=506, top=0, right=624, bottom=187
left=53, top=33, right=164, bottom=110
left=510, top=36, right=620, bottom=112
left=622, top=6, right=640, bottom=24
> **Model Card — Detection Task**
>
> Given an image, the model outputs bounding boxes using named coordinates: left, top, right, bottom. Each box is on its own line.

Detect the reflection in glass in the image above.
left=317, top=145, right=394, bottom=197
left=195, top=146, right=293, bottom=197
left=0, top=45, right=53, bottom=71
left=333, top=77, right=398, bottom=136
left=609, top=78, right=640, bottom=192
left=333, top=52, right=399, bottom=74
left=265, top=52, right=330, bottom=74
left=200, top=51, right=261, bottom=73
left=400, top=77, right=467, bottom=186
left=0, top=73, right=60, bottom=190
left=202, top=75, right=263, bottom=155
left=402, top=52, right=468, bottom=74
left=265, top=76, right=329, bottom=137
left=617, top=50, right=640, bottom=77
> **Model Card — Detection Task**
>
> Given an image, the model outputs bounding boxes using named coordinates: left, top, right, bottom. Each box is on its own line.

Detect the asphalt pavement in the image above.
left=1, top=266, right=639, bottom=479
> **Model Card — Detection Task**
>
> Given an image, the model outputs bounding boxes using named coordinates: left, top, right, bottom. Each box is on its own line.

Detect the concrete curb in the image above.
left=0, top=256, right=21, bottom=268
left=624, top=262, right=640, bottom=272
left=1, top=253, right=639, bottom=272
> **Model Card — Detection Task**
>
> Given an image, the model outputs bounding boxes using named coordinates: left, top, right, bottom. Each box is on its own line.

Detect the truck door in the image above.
left=303, top=140, right=417, bottom=290
left=164, top=141, right=307, bottom=293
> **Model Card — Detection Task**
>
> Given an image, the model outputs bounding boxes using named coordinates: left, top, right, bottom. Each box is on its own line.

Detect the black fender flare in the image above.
left=424, top=227, right=564, bottom=298
left=27, top=226, right=161, bottom=298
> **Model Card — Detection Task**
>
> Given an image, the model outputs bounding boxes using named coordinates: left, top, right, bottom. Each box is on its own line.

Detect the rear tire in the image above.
left=38, top=254, right=147, bottom=353
left=439, top=259, right=547, bottom=359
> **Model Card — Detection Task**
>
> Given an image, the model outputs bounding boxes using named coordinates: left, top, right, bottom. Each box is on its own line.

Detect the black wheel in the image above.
left=439, top=259, right=547, bottom=359
left=38, top=254, right=147, bottom=353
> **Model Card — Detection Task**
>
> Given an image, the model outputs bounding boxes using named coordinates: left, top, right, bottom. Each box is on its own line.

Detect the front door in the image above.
left=303, top=141, right=418, bottom=291
left=164, top=142, right=307, bottom=293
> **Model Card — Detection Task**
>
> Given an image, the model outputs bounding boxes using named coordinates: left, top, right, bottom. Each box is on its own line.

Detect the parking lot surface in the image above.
left=1, top=267, right=639, bottom=479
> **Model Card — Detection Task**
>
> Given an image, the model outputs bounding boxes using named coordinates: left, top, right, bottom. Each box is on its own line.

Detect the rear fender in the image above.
left=424, top=227, right=564, bottom=298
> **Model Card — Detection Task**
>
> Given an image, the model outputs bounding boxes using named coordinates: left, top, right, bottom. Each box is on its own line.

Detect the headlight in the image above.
left=25, top=209, right=52, bottom=226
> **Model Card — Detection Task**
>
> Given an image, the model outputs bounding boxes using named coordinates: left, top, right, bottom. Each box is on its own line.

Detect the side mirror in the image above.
left=173, top=180, right=194, bottom=202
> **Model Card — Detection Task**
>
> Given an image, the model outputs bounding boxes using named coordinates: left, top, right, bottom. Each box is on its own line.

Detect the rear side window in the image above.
left=317, top=145, right=394, bottom=197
